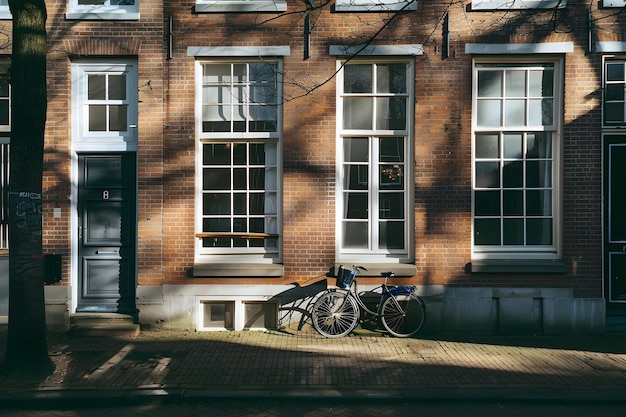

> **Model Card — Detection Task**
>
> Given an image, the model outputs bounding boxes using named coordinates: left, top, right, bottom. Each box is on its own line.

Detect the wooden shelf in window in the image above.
left=195, top=232, right=279, bottom=240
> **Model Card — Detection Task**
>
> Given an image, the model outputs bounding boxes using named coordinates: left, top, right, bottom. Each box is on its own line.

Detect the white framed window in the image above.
left=195, top=60, right=282, bottom=264
left=337, top=60, right=414, bottom=264
left=603, top=59, right=626, bottom=127
left=472, top=59, right=562, bottom=259
left=335, top=0, right=416, bottom=12
left=0, top=0, right=10, bottom=20
left=72, top=60, right=138, bottom=148
left=471, top=0, right=566, bottom=9
left=602, top=0, right=625, bottom=7
left=66, top=0, right=139, bottom=20
left=194, top=0, right=287, bottom=13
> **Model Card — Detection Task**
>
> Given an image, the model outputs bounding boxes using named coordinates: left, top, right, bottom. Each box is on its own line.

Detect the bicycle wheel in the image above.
left=380, top=293, right=425, bottom=338
left=311, top=291, right=360, bottom=338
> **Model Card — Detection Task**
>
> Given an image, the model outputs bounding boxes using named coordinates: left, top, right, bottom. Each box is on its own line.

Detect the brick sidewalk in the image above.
left=1, top=328, right=626, bottom=405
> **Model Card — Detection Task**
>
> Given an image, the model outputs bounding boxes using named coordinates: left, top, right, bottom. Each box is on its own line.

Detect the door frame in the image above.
left=70, top=151, right=138, bottom=314
left=603, top=134, right=626, bottom=314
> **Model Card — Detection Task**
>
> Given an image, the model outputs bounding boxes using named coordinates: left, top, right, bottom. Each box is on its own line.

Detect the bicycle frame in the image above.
left=333, top=266, right=406, bottom=319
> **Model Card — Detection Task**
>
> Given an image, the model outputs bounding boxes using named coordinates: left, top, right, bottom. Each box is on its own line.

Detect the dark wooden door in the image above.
left=77, top=154, right=136, bottom=313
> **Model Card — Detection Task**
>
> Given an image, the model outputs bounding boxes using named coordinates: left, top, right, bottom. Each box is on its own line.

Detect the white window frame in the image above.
left=471, top=57, right=563, bottom=260
left=66, top=0, right=139, bottom=20
left=471, top=0, right=566, bottom=9
left=71, top=60, right=138, bottom=151
left=602, top=57, right=626, bottom=128
left=336, top=58, right=415, bottom=265
left=0, top=58, right=10, bottom=133
left=335, top=0, right=416, bottom=12
left=602, top=0, right=625, bottom=7
left=194, top=58, right=283, bottom=264
left=194, top=0, right=287, bottom=13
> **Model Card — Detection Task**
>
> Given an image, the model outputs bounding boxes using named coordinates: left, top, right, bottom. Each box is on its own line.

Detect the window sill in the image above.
left=190, top=263, right=284, bottom=277
left=193, top=2, right=287, bottom=13
left=468, top=259, right=566, bottom=274
left=333, top=263, right=417, bottom=277
left=333, top=1, right=417, bottom=12
left=65, top=12, right=140, bottom=21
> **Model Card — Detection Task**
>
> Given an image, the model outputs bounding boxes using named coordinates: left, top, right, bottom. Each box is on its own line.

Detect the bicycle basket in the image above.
left=335, top=266, right=355, bottom=289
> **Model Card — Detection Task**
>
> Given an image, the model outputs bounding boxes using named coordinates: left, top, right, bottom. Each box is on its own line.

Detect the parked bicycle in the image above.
left=311, top=265, right=426, bottom=338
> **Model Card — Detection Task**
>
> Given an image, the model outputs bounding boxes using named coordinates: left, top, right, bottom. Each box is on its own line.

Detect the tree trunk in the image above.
left=2, top=0, right=53, bottom=378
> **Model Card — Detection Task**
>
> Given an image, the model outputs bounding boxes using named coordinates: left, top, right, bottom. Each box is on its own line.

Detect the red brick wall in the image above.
left=27, top=2, right=626, bottom=298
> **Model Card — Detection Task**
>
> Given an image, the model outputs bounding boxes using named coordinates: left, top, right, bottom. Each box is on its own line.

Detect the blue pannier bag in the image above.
left=388, top=285, right=415, bottom=296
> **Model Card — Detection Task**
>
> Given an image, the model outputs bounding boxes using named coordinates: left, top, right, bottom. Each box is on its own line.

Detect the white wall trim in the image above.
left=329, top=44, right=424, bottom=56
left=187, top=46, right=290, bottom=57
left=465, top=42, right=574, bottom=55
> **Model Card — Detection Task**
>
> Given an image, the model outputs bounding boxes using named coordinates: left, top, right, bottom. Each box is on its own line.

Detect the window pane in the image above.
left=203, top=168, right=231, bottom=190
left=607, top=63, right=624, bottom=82
left=503, top=218, right=524, bottom=245
left=376, top=97, right=406, bottom=130
left=344, top=165, right=368, bottom=190
left=503, top=133, right=522, bottom=158
left=344, top=64, right=372, bottom=93
left=109, top=105, right=127, bottom=131
left=249, top=193, right=264, bottom=215
left=526, top=190, right=552, bottom=216
left=88, top=105, right=106, bottom=131
left=380, top=164, right=404, bottom=189
left=529, top=70, right=553, bottom=96
left=344, top=137, right=369, bottom=162
left=203, top=218, right=230, bottom=233
left=248, top=144, right=265, bottom=164
left=249, top=63, right=275, bottom=83
left=88, top=74, right=105, bottom=100
left=343, top=222, right=368, bottom=249
left=504, top=99, right=525, bottom=126
left=478, top=71, right=502, bottom=97
left=505, top=70, right=526, bottom=97
left=344, top=192, right=368, bottom=219
left=379, top=193, right=403, bottom=219
left=108, top=74, right=126, bottom=100
left=203, top=144, right=231, bottom=165
left=475, top=162, right=500, bottom=188
left=249, top=168, right=265, bottom=190
left=503, top=190, right=523, bottom=216
left=0, top=100, right=8, bottom=125
left=379, top=221, right=404, bottom=250
left=234, top=193, right=246, bottom=215
left=605, top=84, right=624, bottom=101
left=527, top=219, right=552, bottom=245
left=343, top=97, right=373, bottom=129
left=477, top=99, right=501, bottom=126
left=605, top=102, right=625, bottom=124
left=203, top=63, right=230, bottom=83
left=526, top=161, right=552, bottom=188
left=502, top=161, right=523, bottom=188
left=527, top=133, right=552, bottom=158
left=376, top=63, right=406, bottom=94
left=233, top=168, right=246, bottom=190
left=475, top=190, right=500, bottom=216
left=380, top=137, right=404, bottom=162
left=529, top=98, right=553, bottom=125
left=204, top=194, right=230, bottom=215
left=475, top=134, right=499, bottom=158
left=474, top=218, right=501, bottom=245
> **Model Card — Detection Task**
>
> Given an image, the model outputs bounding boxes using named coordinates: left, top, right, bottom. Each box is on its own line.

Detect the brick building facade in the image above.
left=0, top=0, right=624, bottom=334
